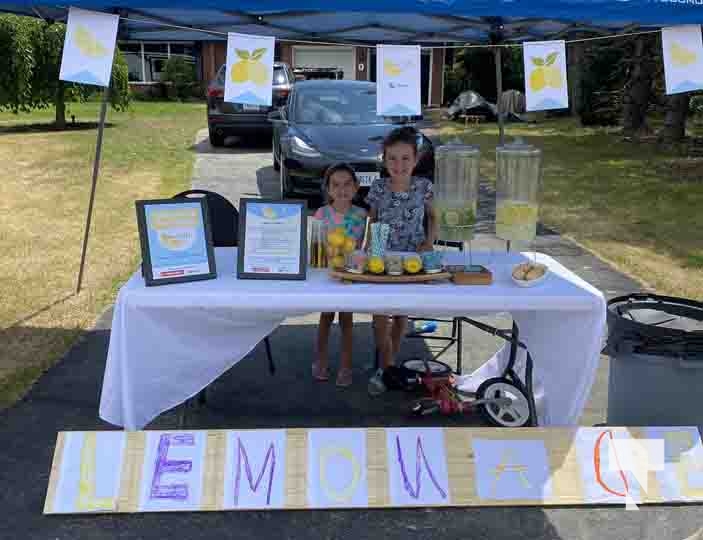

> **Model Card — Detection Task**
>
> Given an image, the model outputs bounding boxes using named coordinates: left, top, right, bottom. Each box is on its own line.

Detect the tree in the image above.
left=162, top=56, right=198, bottom=100
left=621, top=35, right=659, bottom=138
left=0, top=14, right=129, bottom=128
left=659, top=93, right=691, bottom=142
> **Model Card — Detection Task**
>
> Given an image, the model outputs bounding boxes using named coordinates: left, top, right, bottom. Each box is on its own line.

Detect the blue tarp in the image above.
left=1, top=1, right=702, bottom=44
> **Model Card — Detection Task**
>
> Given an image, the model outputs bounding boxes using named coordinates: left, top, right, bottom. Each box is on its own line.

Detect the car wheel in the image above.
left=209, top=128, right=225, bottom=147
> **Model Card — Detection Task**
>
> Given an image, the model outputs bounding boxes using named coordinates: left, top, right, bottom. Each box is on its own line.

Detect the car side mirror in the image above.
left=267, top=109, right=282, bottom=122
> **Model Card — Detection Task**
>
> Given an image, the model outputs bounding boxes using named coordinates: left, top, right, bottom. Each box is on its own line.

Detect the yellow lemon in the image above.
left=671, top=42, right=697, bottom=67
left=368, top=256, right=385, bottom=274
left=403, top=256, right=422, bottom=274
left=342, top=237, right=356, bottom=254
left=331, top=255, right=345, bottom=269
left=248, top=61, right=267, bottom=85
left=545, top=66, right=562, bottom=89
left=327, top=230, right=346, bottom=248
left=74, top=25, right=108, bottom=58
left=529, top=68, right=546, bottom=92
left=383, top=60, right=402, bottom=77
left=231, top=61, right=250, bottom=83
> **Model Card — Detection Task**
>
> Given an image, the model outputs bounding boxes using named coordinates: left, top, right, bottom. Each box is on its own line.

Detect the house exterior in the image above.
left=120, top=38, right=445, bottom=106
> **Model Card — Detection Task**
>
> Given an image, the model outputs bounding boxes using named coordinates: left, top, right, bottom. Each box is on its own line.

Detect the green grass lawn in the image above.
left=435, top=114, right=703, bottom=301
left=0, top=100, right=206, bottom=408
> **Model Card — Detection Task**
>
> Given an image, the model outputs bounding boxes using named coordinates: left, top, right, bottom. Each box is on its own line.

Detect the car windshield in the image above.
left=293, top=86, right=387, bottom=124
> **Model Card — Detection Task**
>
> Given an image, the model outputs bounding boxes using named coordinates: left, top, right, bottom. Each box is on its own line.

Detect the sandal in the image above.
left=312, top=362, right=329, bottom=381
left=336, top=367, right=353, bottom=388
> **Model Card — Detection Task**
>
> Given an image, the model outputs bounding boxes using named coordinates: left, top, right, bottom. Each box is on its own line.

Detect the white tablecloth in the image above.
left=99, top=247, right=607, bottom=430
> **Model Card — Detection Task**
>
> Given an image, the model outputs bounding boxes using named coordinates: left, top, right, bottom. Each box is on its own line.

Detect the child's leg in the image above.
left=373, top=314, right=393, bottom=369
left=338, top=312, right=354, bottom=371
left=390, top=316, right=408, bottom=359
left=315, top=312, right=335, bottom=379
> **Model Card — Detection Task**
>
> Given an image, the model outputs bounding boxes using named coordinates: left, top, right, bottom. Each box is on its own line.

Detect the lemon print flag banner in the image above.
left=662, top=26, right=703, bottom=95
left=59, top=7, right=119, bottom=87
left=523, top=40, right=568, bottom=112
left=225, top=33, right=275, bottom=106
left=377, top=45, right=421, bottom=117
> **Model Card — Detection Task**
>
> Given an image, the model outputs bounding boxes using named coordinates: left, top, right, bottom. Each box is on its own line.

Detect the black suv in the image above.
left=206, top=61, right=294, bottom=146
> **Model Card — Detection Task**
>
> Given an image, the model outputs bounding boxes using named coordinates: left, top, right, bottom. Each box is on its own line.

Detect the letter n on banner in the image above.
left=223, top=430, right=286, bottom=509
left=385, top=428, right=450, bottom=506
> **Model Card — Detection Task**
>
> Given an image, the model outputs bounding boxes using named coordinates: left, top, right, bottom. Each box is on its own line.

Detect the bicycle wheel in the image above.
left=400, top=358, right=453, bottom=377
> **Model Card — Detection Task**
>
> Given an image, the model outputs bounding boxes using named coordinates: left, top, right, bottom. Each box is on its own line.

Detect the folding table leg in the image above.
left=264, top=337, right=275, bottom=375
left=456, top=319, right=463, bottom=375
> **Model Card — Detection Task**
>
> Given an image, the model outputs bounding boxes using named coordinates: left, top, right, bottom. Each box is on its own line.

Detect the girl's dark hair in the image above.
left=382, top=126, right=419, bottom=157
left=322, top=162, right=359, bottom=203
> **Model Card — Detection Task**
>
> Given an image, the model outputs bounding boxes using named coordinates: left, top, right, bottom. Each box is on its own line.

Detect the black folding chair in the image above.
left=172, top=190, right=276, bottom=410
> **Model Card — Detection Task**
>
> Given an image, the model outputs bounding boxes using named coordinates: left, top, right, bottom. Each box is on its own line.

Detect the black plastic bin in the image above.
left=605, top=293, right=703, bottom=427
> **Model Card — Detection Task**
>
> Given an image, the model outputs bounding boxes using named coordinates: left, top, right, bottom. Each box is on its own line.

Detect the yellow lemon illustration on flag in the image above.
left=383, top=60, right=403, bottom=77
left=73, top=24, right=108, bottom=58
left=262, top=206, right=278, bottom=219
left=670, top=42, right=697, bottom=67
left=529, top=52, right=562, bottom=91
left=231, top=48, right=269, bottom=85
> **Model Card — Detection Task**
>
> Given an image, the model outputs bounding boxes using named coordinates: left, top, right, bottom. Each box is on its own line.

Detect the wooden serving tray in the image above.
left=329, top=269, right=452, bottom=283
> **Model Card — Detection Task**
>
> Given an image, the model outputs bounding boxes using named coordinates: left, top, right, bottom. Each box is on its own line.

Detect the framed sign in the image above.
left=237, top=198, right=307, bottom=280
left=136, top=198, right=217, bottom=286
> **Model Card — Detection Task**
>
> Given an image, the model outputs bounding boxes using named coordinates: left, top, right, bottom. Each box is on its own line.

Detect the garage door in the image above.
left=292, top=47, right=356, bottom=80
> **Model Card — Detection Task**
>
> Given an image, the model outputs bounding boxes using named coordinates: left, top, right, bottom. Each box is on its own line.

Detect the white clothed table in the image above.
left=99, top=247, right=607, bottom=430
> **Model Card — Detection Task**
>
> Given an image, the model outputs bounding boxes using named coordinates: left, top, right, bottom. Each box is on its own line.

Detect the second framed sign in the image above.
left=237, top=198, right=308, bottom=280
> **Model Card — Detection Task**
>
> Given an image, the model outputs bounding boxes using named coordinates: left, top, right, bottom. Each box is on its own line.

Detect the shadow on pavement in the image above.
left=190, top=133, right=272, bottom=155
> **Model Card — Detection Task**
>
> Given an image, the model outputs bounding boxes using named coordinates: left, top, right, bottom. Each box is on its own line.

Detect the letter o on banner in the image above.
left=319, top=446, right=361, bottom=503
left=358, top=63, right=365, bottom=72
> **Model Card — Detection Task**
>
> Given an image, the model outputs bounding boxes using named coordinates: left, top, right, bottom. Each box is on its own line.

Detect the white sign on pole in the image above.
left=661, top=25, right=703, bottom=95
left=59, top=7, right=119, bottom=87
left=377, top=45, right=421, bottom=116
left=523, top=40, right=569, bottom=112
left=224, top=33, right=276, bottom=106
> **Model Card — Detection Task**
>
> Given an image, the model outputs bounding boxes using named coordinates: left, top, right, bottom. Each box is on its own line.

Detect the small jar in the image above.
left=421, top=251, right=443, bottom=273
left=345, top=250, right=368, bottom=274
left=384, top=253, right=404, bottom=275
left=403, top=254, right=423, bottom=274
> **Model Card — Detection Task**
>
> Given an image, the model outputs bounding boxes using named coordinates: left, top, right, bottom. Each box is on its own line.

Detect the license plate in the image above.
left=357, top=172, right=380, bottom=187
left=242, top=104, right=260, bottom=112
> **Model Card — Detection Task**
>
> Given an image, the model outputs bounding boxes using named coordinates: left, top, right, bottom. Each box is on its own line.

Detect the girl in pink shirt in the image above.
left=312, top=163, right=368, bottom=387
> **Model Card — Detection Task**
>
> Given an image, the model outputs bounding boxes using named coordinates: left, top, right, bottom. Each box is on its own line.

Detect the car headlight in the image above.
left=291, top=135, right=321, bottom=158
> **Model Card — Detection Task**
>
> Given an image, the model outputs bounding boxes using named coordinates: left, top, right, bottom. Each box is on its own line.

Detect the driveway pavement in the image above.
left=0, top=129, right=701, bottom=540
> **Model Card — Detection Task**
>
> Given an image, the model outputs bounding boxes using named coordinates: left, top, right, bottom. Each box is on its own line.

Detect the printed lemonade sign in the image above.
left=377, top=45, right=421, bottom=116
left=662, top=25, right=703, bottom=95
left=523, top=40, right=569, bottom=112
left=59, top=7, right=119, bottom=87
left=225, top=33, right=275, bottom=106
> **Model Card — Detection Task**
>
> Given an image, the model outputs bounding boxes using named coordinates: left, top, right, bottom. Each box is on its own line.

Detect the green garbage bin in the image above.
left=605, top=293, right=703, bottom=427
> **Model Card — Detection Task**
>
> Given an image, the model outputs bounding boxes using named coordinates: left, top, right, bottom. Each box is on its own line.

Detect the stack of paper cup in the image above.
left=370, top=223, right=390, bottom=257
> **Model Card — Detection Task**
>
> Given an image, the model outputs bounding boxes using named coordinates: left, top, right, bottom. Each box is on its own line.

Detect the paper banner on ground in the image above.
left=661, top=25, right=703, bottom=95
left=59, top=7, right=119, bottom=87
left=376, top=45, right=421, bottom=116
left=574, top=428, right=645, bottom=505
left=472, top=438, right=553, bottom=501
left=386, top=428, right=450, bottom=506
left=307, top=428, right=368, bottom=508
left=523, top=40, right=568, bottom=111
left=51, top=431, right=126, bottom=513
left=139, top=431, right=206, bottom=512
left=644, top=426, right=703, bottom=502
left=224, top=33, right=276, bottom=106
left=223, top=430, right=287, bottom=509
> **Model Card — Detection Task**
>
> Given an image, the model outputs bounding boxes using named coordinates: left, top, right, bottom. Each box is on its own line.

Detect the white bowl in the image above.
left=511, top=263, right=549, bottom=287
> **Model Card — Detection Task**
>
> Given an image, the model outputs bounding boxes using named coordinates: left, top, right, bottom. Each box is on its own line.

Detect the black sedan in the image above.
left=268, top=80, right=434, bottom=200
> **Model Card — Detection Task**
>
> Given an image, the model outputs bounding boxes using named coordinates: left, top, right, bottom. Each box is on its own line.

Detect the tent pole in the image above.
left=76, top=87, right=109, bottom=294
left=494, top=47, right=505, bottom=145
